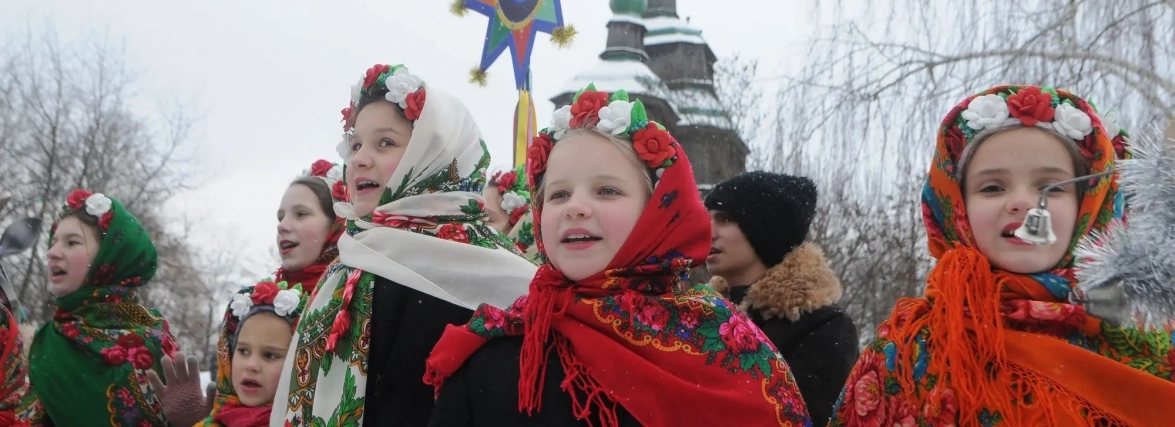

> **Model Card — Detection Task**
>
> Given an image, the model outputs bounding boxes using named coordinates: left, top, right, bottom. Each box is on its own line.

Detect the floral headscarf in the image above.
left=491, top=163, right=542, bottom=264
left=270, top=64, right=536, bottom=426
left=199, top=279, right=309, bottom=427
left=425, top=85, right=811, bottom=427
left=19, top=190, right=178, bottom=426
left=829, top=86, right=1174, bottom=427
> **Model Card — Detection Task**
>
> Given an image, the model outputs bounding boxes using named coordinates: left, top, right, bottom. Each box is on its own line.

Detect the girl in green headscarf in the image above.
left=18, top=189, right=179, bottom=426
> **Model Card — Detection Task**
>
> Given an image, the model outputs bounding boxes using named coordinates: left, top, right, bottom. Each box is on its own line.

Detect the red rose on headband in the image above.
left=632, top=124, right=676, bottom=168
left=310, top=160, right=334, bottom=177
left=944, top=126, right=967, bottom=162
left=495, top=171, right=518, bottom=193
left=251, top=281, right=279, bottom=305
left=341, top=101, right=355, bottom=132
left=99, top=212, right=113, bottom=231
left=569, top=91, right=610, bottom=128
left=66, top=189, right=92, bottom=210
left=1006, top=86, right=1055, bottom=126
left=404, top=89, right=427, bottom=121
left=364, top=64, right=391, bottom=90
left=527, top=134, right=554, bottom=186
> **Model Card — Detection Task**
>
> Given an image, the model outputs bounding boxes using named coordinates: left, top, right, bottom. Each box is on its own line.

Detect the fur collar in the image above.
left=708, top=242, right=842, bottom=322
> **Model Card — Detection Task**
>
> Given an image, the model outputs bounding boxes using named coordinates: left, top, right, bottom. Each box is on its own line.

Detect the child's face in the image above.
left=540, top=133, right=649, bottom=281
left=963, top=127, right=1079, bottom=273
left=276, top=184, right=333, bottom=271
left=231, top=312, right=293, bottom=406
left=45, top=216, right=100, bottom=297
left=346, top=101, right=414, bottom=217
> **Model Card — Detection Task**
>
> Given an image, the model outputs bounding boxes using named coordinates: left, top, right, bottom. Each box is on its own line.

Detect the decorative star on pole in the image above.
left=451, top=0, right=576, bottom=89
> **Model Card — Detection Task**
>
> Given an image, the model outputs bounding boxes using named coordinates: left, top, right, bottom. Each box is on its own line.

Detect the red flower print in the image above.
left=404, top=89, right=426, bottom=121
left=1111, top=136, right=1128, bottom=159
left=363, top=64, right=391, bottom=90
left=341, top=101, right=355, bottom=132
left=1006, top=86, right=1056, bottom=126
left=514, top=242, right=528, bottom=253
left=117, top=333, right=145, bottom=349
left=526, top=133, right=554, bottom=185
left=632, top=124, right=677, bottom=168
left=943, top=126, right=966, bottom=162
left=310, top=159, right=334, bottom=177
left=436, top=224, right=470, bottom=243
left=100, top=346, right=128, bottom=366
left=842, top=352, right=888, bottom=426
left=569, top=91, right=610, bottom=128
left=251, top=281, right=279, bottom=305
left=886, top=396, right=917, bottom=427
left=62, top=323, right=80, bottom=339
left=161, top=337, right=178, bottom=357
left=99, top=211, right=113, bottom=230
left=129, top=346, right=155, bottom=370
left=635, top=303, right=670, bottom=332
left=508, top=207, right=526, bottom=225
left=876, top=322, right=892, bottom=339
left=921, top=385, right=958, bottom=426
left=332, top=180, right=348, bottom=201
left=482, top=309, right=505, bottom=331
left=679, top=310, right=699, bottom=329
left=66, top=189, right=92, bottom=210
left=495, top=171, right=518, bottom=192
left=718, top=315, right=761, bottom=353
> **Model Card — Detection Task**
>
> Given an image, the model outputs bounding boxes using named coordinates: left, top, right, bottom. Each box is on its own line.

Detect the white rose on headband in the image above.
left=229, top=293, right=253, bottom=319
left=84, top=193, right=113, bottom=217
left=351, top=78, right=363, bottom=103
left=1051, top=103, right=1093, bottom=139
left=501, top=192, right=527, bottom=213
left=596, top=100, right=634, bottom=135
left=550, top=105, right=572, bottom=139
left=961, top=94, right=1010, bottom=131
left=326, top=164, right=343, bottom=182
left=337, top=133, right=352, bottom=161
left=273, top=289, right=302, bottom=317
left=384, top=68, right=423, bottom=108
left=1103, top=110, right=1122, bottom=138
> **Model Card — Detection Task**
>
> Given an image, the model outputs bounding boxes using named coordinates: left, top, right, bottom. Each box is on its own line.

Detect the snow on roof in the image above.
left=557, top=59, right=672, bottom=100
left=642, top=16, right=707, bottom=46
left=608, top=15, right=646, bottom=27
left=667, top=86, right=733, bottom=130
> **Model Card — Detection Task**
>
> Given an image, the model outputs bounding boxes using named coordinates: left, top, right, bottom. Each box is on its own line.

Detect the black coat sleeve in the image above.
left=363, top=276, right=475, bottom=426
left=767, top=309, right=859, bottom=427
left=428, top=364, right=474, bottom=427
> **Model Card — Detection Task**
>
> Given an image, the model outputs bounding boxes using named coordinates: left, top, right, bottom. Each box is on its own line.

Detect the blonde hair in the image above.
left=532, top=127, right=656, bottom=208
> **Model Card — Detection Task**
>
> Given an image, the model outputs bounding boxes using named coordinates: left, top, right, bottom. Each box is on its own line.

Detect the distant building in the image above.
left=550, top=0, right=747, bottom=196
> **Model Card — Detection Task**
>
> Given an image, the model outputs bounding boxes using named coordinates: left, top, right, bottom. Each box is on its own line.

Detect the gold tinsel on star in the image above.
left=469, top=68, right=488, bottom=87
left=450, top=0, right=467, bottom=17
left=550, top=25, right=577, bottom=48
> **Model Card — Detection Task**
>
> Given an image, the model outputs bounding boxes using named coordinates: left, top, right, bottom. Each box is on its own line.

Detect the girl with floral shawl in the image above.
left=18, top=189, right=179, bottom=426
left=425, top=85, right=811, bottom=427
left=829, top=85, right=1175, bottom=426
left=151, top=160, right=348, bottom=427
left=269, top=64, right=537, bottom=427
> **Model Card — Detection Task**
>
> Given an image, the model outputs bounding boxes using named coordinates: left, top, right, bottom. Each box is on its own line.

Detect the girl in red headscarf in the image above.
left=425, top=85, right=811, bottom=427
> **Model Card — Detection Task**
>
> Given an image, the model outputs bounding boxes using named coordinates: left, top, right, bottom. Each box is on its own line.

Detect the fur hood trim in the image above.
left=709, top=242, right=842, bottom=322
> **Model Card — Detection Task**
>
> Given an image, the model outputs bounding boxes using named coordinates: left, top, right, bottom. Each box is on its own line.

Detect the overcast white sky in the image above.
left=1, top=0, right=815, bottom=278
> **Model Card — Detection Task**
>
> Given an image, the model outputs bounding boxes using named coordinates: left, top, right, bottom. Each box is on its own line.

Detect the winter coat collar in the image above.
left=708, top=242, right=843, bottom=322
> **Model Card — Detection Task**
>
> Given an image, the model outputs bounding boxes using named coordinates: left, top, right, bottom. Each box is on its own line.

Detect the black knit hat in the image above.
left=704, top=171, right=818, bottom=267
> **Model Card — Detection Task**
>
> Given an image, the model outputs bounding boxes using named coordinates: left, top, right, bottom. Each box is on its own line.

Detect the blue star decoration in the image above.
left=456, top=0, right=573, bottom=89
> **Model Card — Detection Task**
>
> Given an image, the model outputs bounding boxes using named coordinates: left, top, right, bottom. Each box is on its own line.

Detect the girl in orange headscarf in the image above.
left=829, top=85, right=1175, bottom=426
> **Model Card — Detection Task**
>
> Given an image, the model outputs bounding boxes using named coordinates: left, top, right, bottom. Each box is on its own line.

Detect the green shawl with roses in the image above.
left=271, top=64, right=536, bottom=427
left=19, top=191, right=178, bottom=426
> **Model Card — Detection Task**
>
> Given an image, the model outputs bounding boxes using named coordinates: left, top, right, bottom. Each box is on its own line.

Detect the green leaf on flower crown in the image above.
left=610, top=89, right=630, bottom=102
left=572, top=83, right=598, bottom=103
left=998, top=91, right=1010, bottom=100
left=1060, top=98, right=1076, bottom=108
left=1043, top=86, right=1059, bottom=97
left=627, top=99, right=649, bottom=133
left=654, top=121, right=667, bottom=131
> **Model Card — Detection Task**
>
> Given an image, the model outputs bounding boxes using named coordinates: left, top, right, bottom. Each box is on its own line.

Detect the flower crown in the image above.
left=340, top=64, right=427, bottom=133
left=228, top=279, right=308, bottom=320
left=489, top=165, right=531, bottom=226
left=527, top=84, right=679, bottom=188
left=947, top=86, right=1129, bottom=161
left=64, top=189, right=114, bottom=232
left=303, top=159, right=348, bottom=202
